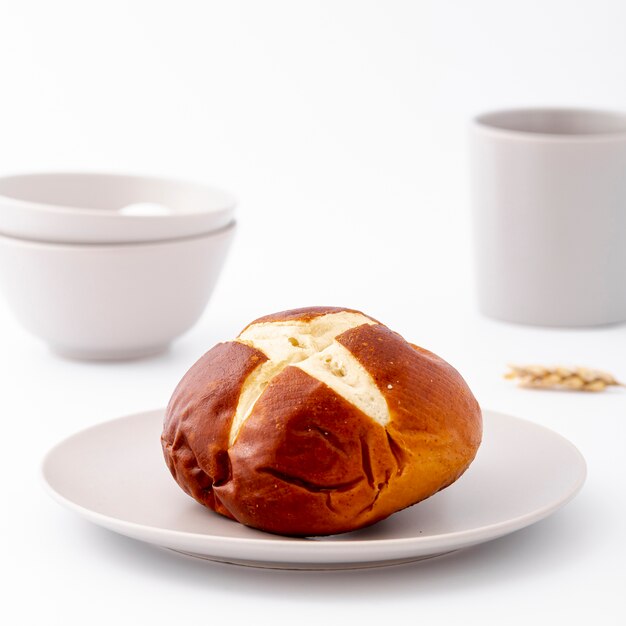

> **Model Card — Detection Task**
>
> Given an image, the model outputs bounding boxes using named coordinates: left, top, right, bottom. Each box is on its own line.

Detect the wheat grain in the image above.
left=504, top=364, right=625, bottom=392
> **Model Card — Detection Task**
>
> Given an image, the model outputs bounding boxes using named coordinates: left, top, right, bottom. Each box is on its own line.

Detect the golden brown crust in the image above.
left=161, top=341, right=267, bottom=518
left=214, top=366, right=397, bottom=535
left=243, top=306, right=378, bottom=328
left=162, top=308, right=482, bottom=536
left=337, top=324, right=482, bottom=515
left=338, top=325, right=481, bottom=451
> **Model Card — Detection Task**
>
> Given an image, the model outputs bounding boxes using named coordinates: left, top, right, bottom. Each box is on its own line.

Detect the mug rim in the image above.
left=473, top=107, right=626, bottom=142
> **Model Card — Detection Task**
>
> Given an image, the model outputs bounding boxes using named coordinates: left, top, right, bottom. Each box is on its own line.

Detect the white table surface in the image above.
left=2, top=202, right=624, bottom=625
left=1, top=1, right=625, bottom=624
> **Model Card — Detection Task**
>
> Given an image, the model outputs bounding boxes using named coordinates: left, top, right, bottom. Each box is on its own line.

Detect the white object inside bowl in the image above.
left=118, top=203, right=174, bottom=217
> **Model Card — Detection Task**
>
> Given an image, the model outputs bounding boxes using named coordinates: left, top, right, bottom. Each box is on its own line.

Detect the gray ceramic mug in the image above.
left=471, top=107, right=626, bottom=326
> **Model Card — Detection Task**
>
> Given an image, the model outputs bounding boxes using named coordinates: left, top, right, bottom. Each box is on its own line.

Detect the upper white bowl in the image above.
left=0, top=172, right=236, bottom=244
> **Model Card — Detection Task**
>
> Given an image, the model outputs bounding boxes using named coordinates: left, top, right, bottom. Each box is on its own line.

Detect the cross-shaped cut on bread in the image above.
left=231, top=310, right=387, bottom=445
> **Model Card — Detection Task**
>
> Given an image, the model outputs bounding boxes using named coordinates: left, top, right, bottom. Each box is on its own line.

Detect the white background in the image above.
left=0, top=1, right=625, bottom=624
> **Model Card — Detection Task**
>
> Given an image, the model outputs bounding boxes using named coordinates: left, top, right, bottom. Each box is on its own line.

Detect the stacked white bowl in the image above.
left=0, top=173, right=236, bottom=360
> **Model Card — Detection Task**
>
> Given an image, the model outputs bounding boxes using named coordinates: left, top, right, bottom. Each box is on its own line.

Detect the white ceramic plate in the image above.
left=41, top=409, right=586, bottom=570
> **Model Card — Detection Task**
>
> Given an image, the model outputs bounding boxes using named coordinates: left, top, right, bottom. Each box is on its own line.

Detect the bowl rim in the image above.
left=0, top=171, right=237, bottom=218
left=0, top=219, right=237, bottom=249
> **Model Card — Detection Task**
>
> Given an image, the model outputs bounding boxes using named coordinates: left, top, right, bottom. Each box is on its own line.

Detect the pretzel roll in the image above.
left=162, top=306, right=482, bottom=536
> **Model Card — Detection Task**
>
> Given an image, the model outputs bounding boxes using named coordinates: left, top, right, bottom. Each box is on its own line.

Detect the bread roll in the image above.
left=162, top=306, right=482, bottom=536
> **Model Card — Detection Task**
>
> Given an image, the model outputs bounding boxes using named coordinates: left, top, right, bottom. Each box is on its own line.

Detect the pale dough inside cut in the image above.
left=230, top=311, right=390, bottom=445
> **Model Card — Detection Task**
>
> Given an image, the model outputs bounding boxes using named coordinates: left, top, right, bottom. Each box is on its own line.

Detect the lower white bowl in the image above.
left=0, top=224, right=235, bottom=360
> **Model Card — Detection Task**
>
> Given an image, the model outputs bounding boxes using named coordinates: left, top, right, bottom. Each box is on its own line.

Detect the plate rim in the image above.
left=40, top=408, right=587, bottom=563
